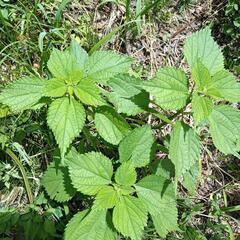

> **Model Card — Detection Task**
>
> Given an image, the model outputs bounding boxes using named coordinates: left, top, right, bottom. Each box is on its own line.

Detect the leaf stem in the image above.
left=6, top=148, right=33, bottom=204
left=148, top=108, right=173, bottom=125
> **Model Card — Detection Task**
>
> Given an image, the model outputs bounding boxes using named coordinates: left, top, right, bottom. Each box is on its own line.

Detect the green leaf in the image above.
left=0, top=77, right=45, bottom=111
left=47, top=97, right=85, bottom=157
left=74, top=79, right=106, bottom=106
left=0, top=208, right=19, bottom=233
left=95, top=106, right=131, bottom=145
left=0, top=104, right=10, bottom=118
left=135, top=175, right=178, bottom=238
left=169, top=122, right=201, bottom=178
left=93, top=186, right=118, bottom=209
left=116, top=185, right=135, bottom=195
left=119, top=125, right=154, bottom=167
left=107, top=74, right=149, bottom=115
left=206, top=70, right=240, bottom=102
left=152, top=158, right=175, bottom=179
left=42, top=161, right=76, bottom=202
left=66, top=151, right=113, bottom=195
left=182, top=161, right=200, bottom=195
left=115, top=162, right=137, bottom=186
left=44, top=78, right=67, bottom=97
left=107, top=91, right=149, bottom=116
left=208, top=105, right=240, bottom=158
left=47, top=48, right=81, bottom=80
left=192, top=93, right=213, bottom=125
left=151, top=211, right=178, bottom=238
left=135, top=175, right=175, bottom=215
left=70, top=39, right=88, bottom=69
left=65, top=209, right=117, bottom=240
left=108, top=74, right=142, bottom=98
left=143, top=67, right=189, bottom=110
left=184, top=27, right=224, bottom=75
left=85, top=51, right=133, bottom=83
left=183, top=226, right=207, bottom=240
left=113, top=195, right=147, bottom=240
left=191, top=60, right=211, bottom=90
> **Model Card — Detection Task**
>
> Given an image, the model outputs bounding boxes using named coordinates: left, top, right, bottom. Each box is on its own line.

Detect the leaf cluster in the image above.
left=0, top=27, right=239, bottom=239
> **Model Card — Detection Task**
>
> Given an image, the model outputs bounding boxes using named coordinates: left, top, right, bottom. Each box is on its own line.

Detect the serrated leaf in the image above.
left=151, top=211, right=178, bottom=238
left=184, top=27, right=224, bottom=75
left=143, top=67, right=189, bottom=110
left=119, top=125, right=154, bottom=167
left=70, top=39, right=88, bottom=69
left=85, top=51, right=133, bottom=83
left=152, top=158, right=175, bottom=179
left=93, top=186, right=118, bottom=209
left=66, top=151, right=113, bottom=195
left=192, top=93, right=213, bottom=124
left=107, top=90, right=149, bottom=116
left=182, top=161, right=200, bottom=195
left=115, top=162, right=137, bottom=186
left=47, top=97, right=85, bottom=157
left=191, top=61, right=211, bottom=90
left=47, top=48, right=81, bottom=80
left=44, top=78, right=67, bottom=97
left=135, top=175, right=176, bottom=215
left=135, top=175, right=178, bottom=238
left=95, top=106, right=131, bottom=145
left=0, top=77, right=45, bottom=111
left=107, top=74, right=149, bottom=116
left=117, top=185, right=135, bottom=195
left=0, top=104, right=10, bottom=118
left=0, top=208, right=19, bottom=233
left=74, top=79, right=106, bottom=106
left=108, top=74, right=142, bottom=97
left=42, top=161, right=76, bottom=202
left=206, top=70, right=240, bottom=102
left=169, top=122, right=201, bottom=178
left=113, top=195, right=147, bottom=240
left=65, top=209, right=117, bottom=240
left=0, top=133, right=9, bottom=148
left=208, top=105, right=240, bottom=158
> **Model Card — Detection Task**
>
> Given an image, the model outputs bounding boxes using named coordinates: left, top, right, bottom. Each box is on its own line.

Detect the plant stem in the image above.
left=6, top=148, right=33, bottom=204
left=135, top=0, right=162, bottom=18
left=125, top=0, right=131, bottom=22
left=148, top=109, right=173, bottom=125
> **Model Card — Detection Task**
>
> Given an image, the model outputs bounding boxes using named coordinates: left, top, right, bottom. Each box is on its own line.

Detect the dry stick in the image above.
left=6, top=148, right=33, bottom=204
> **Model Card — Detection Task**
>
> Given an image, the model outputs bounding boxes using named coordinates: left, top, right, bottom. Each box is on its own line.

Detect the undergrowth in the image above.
left=1, top=26, right=240, bottom=239
left=0, top=1, right=239, bottom=240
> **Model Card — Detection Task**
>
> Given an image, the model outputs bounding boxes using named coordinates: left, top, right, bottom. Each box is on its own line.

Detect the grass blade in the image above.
left=136, top=0, right=142, bottom=34
left=136, top=0, right=167, bottom=18
left=54, top=0, right=70, bottom=27
left=89, top=21, right=136, bottom=54
left=6, top=148, right=33, bottom=204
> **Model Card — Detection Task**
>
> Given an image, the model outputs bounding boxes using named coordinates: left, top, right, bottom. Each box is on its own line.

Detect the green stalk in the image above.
left=147, top=108, right=173, bottom=125
left=136, top=0, right=142, bottom=34
left=54, top=0, right=70, bottom=27
left=125, top=0, right=131, bottom=22
left=89, top=21, right=136, bottom=54
left=135, top=0, right=164, bottom=18
left=6, top=148, right=33, bottom=204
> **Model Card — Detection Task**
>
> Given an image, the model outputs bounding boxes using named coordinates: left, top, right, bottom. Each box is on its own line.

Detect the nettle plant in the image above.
left=0, top=27, right=240, bottom=239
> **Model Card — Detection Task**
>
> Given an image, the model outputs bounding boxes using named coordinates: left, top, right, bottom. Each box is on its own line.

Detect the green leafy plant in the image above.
left=0, top=27, right=239, bottom=239
left=0, top=39, right=133, bottom=158
left=62, top=126, right=177, bottom=240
